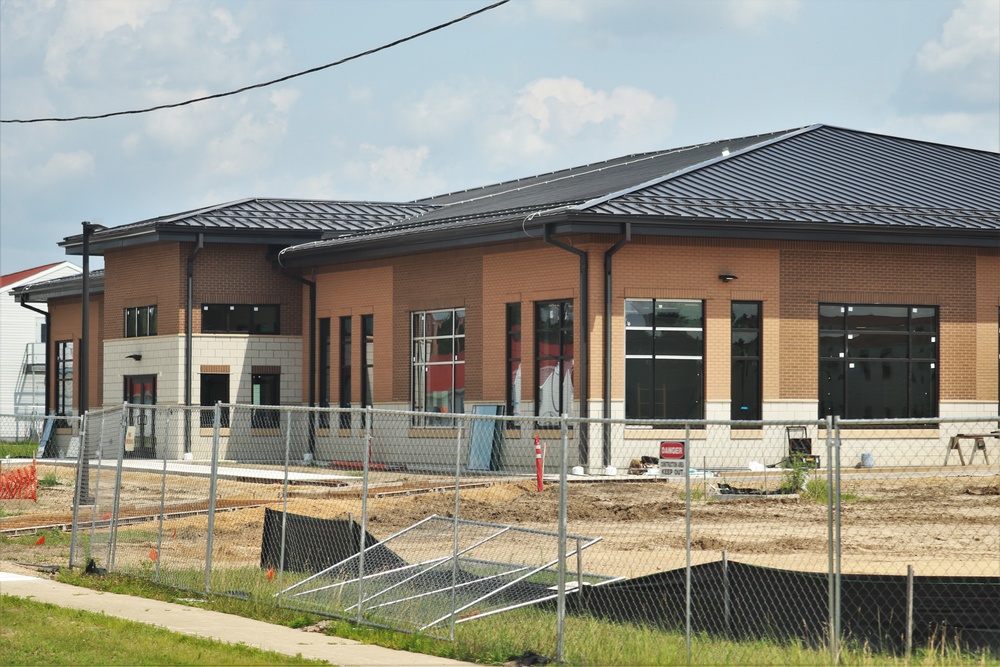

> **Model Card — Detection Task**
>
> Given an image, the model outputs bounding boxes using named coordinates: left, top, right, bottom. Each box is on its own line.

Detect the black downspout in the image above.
left=274, top=261, right=316, bottom=458
left=602, top=223, right=630, bottom=467
left=543, top=224, right=589, bottom=466
left=185, top=234, right=204, bottom=456
left=79, top=222, right=95, bottom=503
left=19, top=296, right=51, bottom=416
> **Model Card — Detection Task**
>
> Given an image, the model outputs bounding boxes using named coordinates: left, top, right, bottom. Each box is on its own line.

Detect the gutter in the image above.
left=18, top=295, right=51, bottom=416
left=542, top=224, right=589, bottom=466
left=185, top=234, right=204, bottom=456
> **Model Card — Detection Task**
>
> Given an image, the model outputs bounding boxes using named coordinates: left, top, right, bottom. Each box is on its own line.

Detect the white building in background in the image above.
left=1, top=261, right=82, bottom=437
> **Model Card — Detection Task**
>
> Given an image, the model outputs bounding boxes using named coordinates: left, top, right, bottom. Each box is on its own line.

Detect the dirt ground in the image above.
left=2, top=460, right=998, bottom=580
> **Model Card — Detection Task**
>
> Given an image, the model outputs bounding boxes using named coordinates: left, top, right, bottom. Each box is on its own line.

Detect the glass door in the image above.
left=124, top=375, right=157, bottom=458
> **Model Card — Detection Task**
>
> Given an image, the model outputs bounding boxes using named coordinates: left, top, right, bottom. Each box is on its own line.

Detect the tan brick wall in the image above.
left=299, top=235, right=1000, bottom=412
left=188, top=243, right=303, bottom=336
left=47, top=293, right=104, bottom=411
left=104, top=243, right=183, bottom=337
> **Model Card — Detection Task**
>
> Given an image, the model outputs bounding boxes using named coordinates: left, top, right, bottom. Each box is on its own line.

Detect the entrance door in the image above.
left=124, top=375, right=156, bottom=458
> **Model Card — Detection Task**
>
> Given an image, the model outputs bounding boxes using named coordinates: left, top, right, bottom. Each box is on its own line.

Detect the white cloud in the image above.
left=13, top=150, right=98, bottom=190
left=341, top=144, right=446, bottom=200
left=490, top=77, right=676, bottom=162
left=916, top=0, right=999, bottom=75
left=211, top=8, right=241, bottom=43
left=44, top=0, right=169, bottom=82
left=269, top=88, right=301, bottom=114
left=203, top=111, right=289, bottom=177
left=892, top=0, right=999, bottom=144
left=726, top=0, right=798, bottom=29
left=529, top=0, right=798, bottom=34
left=880, top=112, right=1000, bottom=152
left=401, top=82, right=480, bottom=138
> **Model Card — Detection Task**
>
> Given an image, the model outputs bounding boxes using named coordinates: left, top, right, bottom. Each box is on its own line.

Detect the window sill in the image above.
left=250, top=428, right=281, bottom=436
left=199, top=428, right=230, bottom=437
left=823, top=428, right=940, bottom=438
left=623, top=428, right=705, bottom=440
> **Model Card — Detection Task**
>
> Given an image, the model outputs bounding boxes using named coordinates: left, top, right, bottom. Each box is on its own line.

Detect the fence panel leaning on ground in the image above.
left=67, top=404, right=1000, bottom=664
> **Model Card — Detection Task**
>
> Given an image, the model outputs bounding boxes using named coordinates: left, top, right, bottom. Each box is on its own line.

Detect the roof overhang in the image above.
left=10, top=272, right=105, bottom=303
left=60, top=227, right=328, bottom=256
left=279, top=211, right=999, bottom=267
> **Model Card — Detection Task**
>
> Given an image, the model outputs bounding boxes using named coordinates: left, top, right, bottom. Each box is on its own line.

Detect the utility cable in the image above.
left=1, top=0, right=510, bottom=124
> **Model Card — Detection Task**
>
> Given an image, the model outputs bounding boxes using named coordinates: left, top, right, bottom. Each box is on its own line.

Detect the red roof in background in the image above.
left=1, top=263, right=62, bottom=288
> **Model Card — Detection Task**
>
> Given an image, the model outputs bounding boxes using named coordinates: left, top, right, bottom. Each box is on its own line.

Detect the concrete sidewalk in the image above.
left=0, top=571, right=476, bottom=667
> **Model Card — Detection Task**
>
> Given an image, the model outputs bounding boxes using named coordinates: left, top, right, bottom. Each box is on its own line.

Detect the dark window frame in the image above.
left=55, top=339, right=74, bottom=417
left=731, top=301, right=762, bottom=422
left=338, top=316, right=352, bottom=429
left=201, top=304, right=280, bottom=334
left=125, top=305, right=158, bottom=338
left=411, top=307, right=466, bottom=426
left=360, top=315, right=373, bottom=429
left=251, top=372, right=281, bottom=428
left=506, top=303, right=522, bottom=426
left=199, top=373, right=230, bottom=428
left=818, top=303, right=939, bottom=420
left=624, top=298, right=705, bottom=421
left=535, top=300, right=574, bottom=423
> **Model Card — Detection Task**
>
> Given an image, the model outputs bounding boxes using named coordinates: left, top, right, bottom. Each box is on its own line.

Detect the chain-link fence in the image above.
left=68, top=405, right=1000, bottom=664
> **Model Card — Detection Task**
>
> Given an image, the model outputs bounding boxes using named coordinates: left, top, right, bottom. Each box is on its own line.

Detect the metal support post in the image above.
left=204, top=403, right=222, bottom=594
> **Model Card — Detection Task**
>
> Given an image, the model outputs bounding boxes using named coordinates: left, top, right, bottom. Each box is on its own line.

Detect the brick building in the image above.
left=13, top=124, right=1000, bottom=468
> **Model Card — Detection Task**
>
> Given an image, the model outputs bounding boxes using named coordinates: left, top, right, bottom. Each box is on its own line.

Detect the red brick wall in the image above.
left=47, top=293, right=104, bottom=411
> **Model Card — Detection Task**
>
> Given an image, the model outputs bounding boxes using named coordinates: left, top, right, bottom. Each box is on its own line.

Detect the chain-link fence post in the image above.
left=204, top=402, right=222, bottom=595
left=357, top=406, right=372, bottom=624
left=449, top=416, right=465, bottom=641
left=556, top=413, right=569, bottom=664
left=153, top=408, right=173, bottom=582
left=108, top=406, right=128, bottom=572
left=826, top=414, right=835, bottom=661
left=833, top=415, right=843, bottom=664
left=68, top=412, right=88, bottom=567
left=684, top=423, right=692, bottom=665
left=276, top=407, right=294, bottom=596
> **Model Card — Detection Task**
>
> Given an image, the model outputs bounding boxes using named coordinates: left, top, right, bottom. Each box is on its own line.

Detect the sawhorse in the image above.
left=945, top=433, right=996, bottom=466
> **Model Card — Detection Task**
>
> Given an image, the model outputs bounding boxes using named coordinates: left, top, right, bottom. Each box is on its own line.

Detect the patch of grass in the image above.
left=2, top=528, right=71, bottom=547
left=38, top=472, right=60, bottom=487
left=801, top=479, right=862, bottom=504
left=0, top=442, right=38, bottom=458
left=0, top=594, right=325, bottom=666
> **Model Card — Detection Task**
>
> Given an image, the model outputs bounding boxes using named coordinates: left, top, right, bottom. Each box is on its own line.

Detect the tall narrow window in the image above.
left=535, top=300, right=573, bottom=422
left=412, top=308, right=466, bottom=424
left=125, top=306, right=157, bottom=338
left=360, top=315, right=374, bottom=427
left=55, top=340, right=74, bottom=416
left=200, top=374, right=230, bottom=428
left=251, top=372, right=280, bottom=428
left=318, top=318, right=331, bottom=429
left=624, top=299, right=704, bottom=420
left=731, top=302, right=762, bottom=421
left=819, top=304, right=938, bottom=419
left=339, top=316, right=352, bottom=429
left=506, top=303, right=522, bottom=421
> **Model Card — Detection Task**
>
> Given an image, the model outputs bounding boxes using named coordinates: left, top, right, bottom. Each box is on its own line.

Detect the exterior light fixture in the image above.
left=719, top=274, right=738, bottom=283
left=126, top=353, right=143, bottom=361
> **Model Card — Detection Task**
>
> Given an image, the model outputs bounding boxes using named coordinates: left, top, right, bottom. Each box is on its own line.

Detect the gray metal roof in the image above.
left=10, top=270, right=105, bottom=302
left=280, top=124, right=1000, bottom=266
left=60, top=198, right=436, bottom=255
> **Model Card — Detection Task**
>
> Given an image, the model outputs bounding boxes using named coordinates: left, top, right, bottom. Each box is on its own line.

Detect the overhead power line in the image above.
left=1, top=0, right=510, bottom=124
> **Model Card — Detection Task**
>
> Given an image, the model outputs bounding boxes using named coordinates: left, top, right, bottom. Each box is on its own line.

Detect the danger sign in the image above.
left=659, top=441, right=687, bottom=477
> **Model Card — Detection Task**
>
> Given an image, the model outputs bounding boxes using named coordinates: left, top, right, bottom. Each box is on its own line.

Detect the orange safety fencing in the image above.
left=0, top=459, right=37, bottom=501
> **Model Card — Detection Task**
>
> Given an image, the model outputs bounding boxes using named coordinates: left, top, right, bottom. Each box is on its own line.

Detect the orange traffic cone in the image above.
left=267, top=566, right=275, bottom=581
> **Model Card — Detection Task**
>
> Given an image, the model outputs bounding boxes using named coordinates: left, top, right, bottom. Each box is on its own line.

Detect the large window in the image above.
left=202, top=304, right=279, bottom=334
left=412, top=308, right=465, bottom=424
left=55, top=340, right=74, bottom=416
left=536, top=300, right=573, bottom=421
left=507, top=304, right=522, bottom=421
left=200, top=374, right=230, bottom=428
left=125, top=305, right=157, bottom=337
left=625, top=299, right=704, bottom=420
left=251, top=372, right=280, bottom=428
left=819, top=304, right=938, bottom=419
left=731, top=302, right=762, bottom=421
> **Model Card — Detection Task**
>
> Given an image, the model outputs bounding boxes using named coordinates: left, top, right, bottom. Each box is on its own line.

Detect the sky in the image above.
left=1, top=0, right=998, bottom=275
